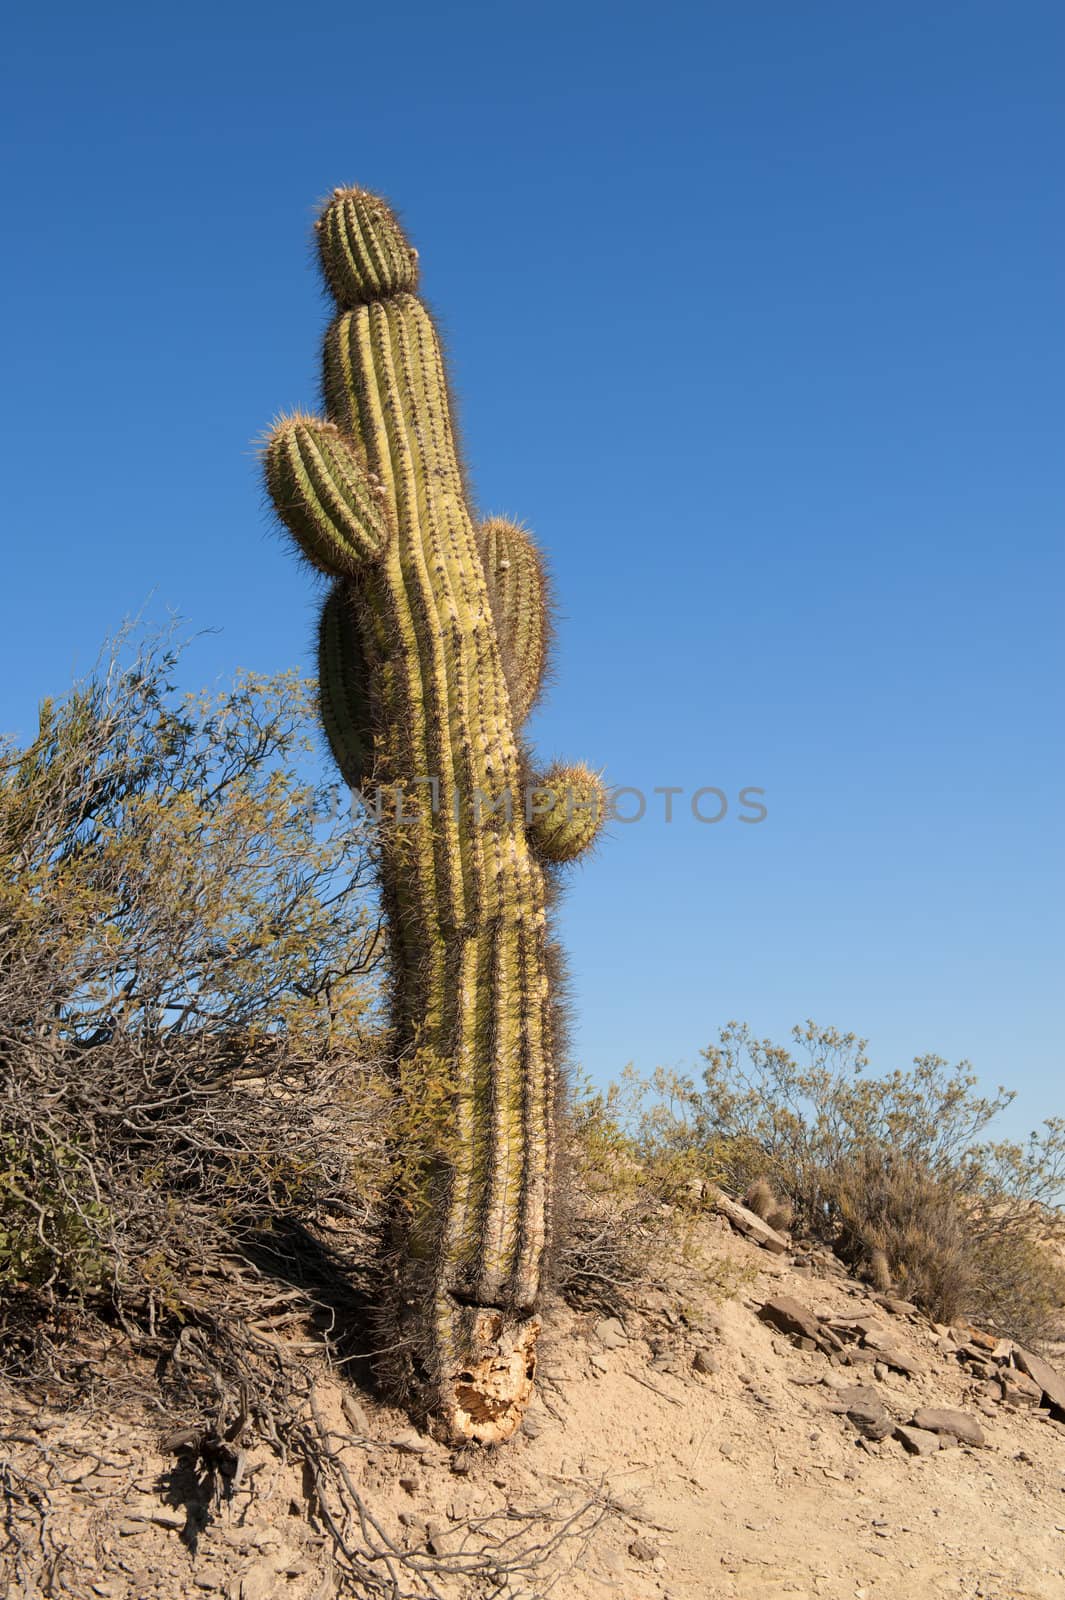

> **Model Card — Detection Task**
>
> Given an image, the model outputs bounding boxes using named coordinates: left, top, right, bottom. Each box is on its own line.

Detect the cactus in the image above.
left=262, top=187, right=604, bottom=1443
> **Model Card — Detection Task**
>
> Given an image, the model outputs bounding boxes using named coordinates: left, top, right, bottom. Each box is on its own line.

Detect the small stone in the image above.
left=910, top=1407, right=985, bottom=1446
left=825, top=1384, right=893, bottom=1441
left=391, top=1429, right=429, bottom=1454
left=1014, top=1347, right=1065, bottom=1418
left=715, top=1192, right=790, bottom=1252
left=757, top=1296, right=823, bottom=1343
left=1001, top=1369, right=1043, bottom=1406
left=895, top=1425, right=941, bottom=1457
left=150, top=1509, right=186, bottom=1531
left=967, top=1327, right=998, bottom=1351
left=595, top=1316, right=628, bottom=1350
left=240, top=1564, right=280, bottom=1600
left=875, top=1345, right=922, bottom=1378
left=874, top=1295, right=918, bottom=1317
left=692, top=1349, right=717, bottom=1375
left=269, top=1549, right=306, bottom=1577
left=341, top=1394, right=370, bottom=1433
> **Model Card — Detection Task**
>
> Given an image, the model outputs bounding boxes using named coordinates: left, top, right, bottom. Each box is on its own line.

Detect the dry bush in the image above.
left=0, top=625, right=390, bottom=1350
left=556, top=1068, right=747, bottom=1318
left=832, top=1147, right=977, bottom=1322
left=602, top=1023, right=1065, bottom=1344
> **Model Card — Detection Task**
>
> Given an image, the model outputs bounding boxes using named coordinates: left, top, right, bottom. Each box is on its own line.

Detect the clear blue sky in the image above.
left=2, top=2, right=1062, bottom=1137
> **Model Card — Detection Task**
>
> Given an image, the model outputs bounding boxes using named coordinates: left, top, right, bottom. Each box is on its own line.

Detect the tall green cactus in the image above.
left=262, top=187, right=603, bottom=1443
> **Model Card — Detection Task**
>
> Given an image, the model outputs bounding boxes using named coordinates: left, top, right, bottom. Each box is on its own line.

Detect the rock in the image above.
left=757, top=1296, right=823, bottom=1343
left=847, top=1401, right=894, bottom=1442
left=150, top=1509, right=186, bottom=1531
left=875, top=1295, right=918, bottom=1317
left=825, top=1384, right=893, bottom=1441
left=240, top=1564, right=280, bottom=1600
left=1014, top=1348, right=1065, bottom=1418
left=595, top=1316, right=628, bottom=1350
left=391, top=1429, right=429, bottom=1454
left=692, top=1348, right=717, bottom=1375
left=1000, top=1369, right=1043, bottom=1407
left=341, top=1394, right=370, bottom=1434
left=910, top=1407, right=986, bottom=1446
left=715, top=1193, right=790, bottom=1253
left=895, top=1424, right=942, bottom=1457
left=628, top=1537, right=659, bottom=1563
left=871, top=1344, right=922, bottom=1378
left=269, top=1549, right=306, bottom=1577
left=858, top=1323, right=903, bottom=1354
left=967, top=1327, right=998, bottom=1351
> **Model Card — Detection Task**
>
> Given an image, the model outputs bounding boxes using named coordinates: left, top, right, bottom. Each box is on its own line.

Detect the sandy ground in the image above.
left=3, top=1213, right=1064, bottom=1599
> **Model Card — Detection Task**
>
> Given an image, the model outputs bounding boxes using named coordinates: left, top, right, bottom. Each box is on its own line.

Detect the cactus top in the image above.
left=316, top=187, right=420, bottom=308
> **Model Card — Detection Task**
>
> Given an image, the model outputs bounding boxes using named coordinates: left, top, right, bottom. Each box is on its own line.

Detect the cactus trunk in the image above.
left=262, top=189, right=603, bottom=1442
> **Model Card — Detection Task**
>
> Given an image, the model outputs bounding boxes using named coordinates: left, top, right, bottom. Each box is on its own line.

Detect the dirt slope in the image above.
left=4, top=1211, right=1064, bottom=1600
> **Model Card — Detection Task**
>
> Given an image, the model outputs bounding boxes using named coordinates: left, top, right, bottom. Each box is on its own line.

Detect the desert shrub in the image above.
left=0, top=625, right=389, bottom=1323
left=557, top=1068, right=748, bottom=1316
left=831, top=1145, right=977, bottom=1321
left=607, top=1022, right=1065, bottom=1342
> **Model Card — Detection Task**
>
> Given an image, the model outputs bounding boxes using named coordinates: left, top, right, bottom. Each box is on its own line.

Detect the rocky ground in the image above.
left=3, top=1201, right=1064, bottom=1600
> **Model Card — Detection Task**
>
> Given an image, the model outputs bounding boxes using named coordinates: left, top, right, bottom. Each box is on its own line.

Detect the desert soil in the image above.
left=3, top=1209, right=1064, bottom=1600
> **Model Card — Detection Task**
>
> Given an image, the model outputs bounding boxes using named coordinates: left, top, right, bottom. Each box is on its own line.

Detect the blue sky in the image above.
left=2, top=2, right=1061, bottom=1136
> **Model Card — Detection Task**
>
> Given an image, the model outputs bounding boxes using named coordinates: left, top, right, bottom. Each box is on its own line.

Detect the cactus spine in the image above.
left=262, top=188, right=603, bottom=1443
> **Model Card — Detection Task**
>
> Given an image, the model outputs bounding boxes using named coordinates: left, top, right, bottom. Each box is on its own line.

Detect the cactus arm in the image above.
left=527, top=762, right=606, bottom=863
left=477, top=518, right=550, bottom=725
left=318, top=584, right=375, bottom=789
left=264, top=414, right=392, bottom=576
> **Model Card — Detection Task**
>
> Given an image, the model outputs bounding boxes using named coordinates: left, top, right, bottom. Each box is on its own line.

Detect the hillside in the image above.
left=4, top=1200, right=1064, bottom=1600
